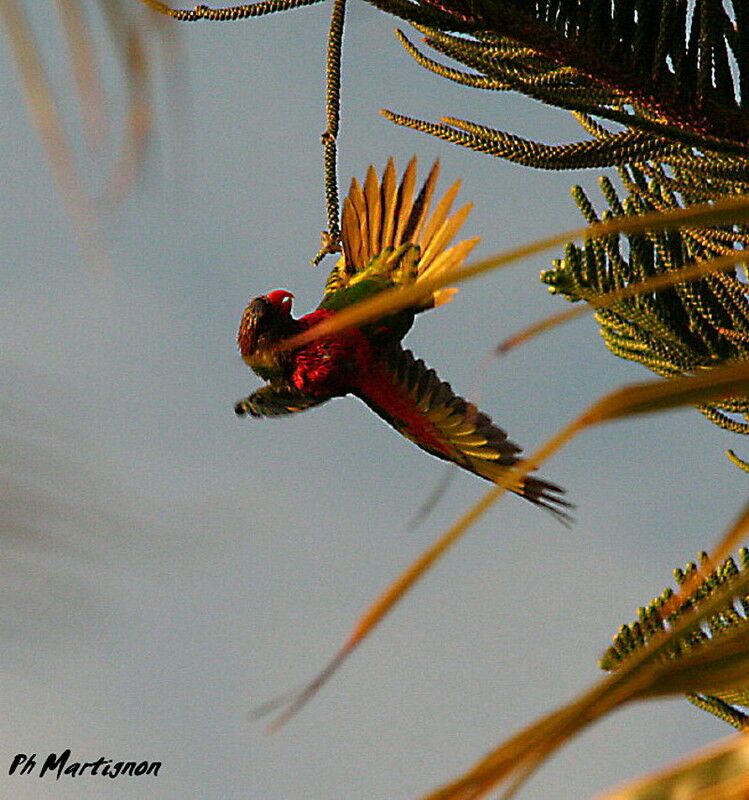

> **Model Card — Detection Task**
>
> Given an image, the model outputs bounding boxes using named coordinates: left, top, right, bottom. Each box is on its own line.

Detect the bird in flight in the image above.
left=235, top=158, right=571, bottom=521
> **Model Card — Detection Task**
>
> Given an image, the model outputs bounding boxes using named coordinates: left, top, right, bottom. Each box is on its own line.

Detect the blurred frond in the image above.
left=595, top=734, right=749, bottom=800
left=601, top=549, right=749, bottom=730
left=97, top=0, right=179, bottom=202
left=2, top=0, right=177, bottom=267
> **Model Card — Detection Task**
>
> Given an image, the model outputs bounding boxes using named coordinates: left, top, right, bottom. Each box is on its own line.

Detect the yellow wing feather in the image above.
left=364, top=165, right=381, bottom=259
left=418, top=176, right=459, bottom=249
left=380, top=158, right=398, bottom=250
left=393, top=156, right=417, bottom=245
left=325, top=157, right=480, bottom=308
left=407, top=159, right=440, bottom=244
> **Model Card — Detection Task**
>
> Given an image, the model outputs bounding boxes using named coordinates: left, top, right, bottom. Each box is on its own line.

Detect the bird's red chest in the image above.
left=291, top=310, right=373, bottom=397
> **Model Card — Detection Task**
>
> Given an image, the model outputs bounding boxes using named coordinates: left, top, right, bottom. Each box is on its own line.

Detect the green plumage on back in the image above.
left=320, top=244, right=419, bottom=308
left=319, top=276, right=388, bottom=312
left=319, top=244, right=422, bottom=341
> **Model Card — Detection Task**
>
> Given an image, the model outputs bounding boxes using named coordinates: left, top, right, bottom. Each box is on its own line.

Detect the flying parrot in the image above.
left=235, top=158, right=571, bottom=521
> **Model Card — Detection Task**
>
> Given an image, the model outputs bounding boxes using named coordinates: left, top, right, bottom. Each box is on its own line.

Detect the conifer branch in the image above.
left=601, top=549, right=749, bottom=728
left=139, top=0, right=326, bottom=21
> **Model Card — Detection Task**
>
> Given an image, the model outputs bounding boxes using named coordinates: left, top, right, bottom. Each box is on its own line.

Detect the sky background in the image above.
left=2, top=2, right=747, bottom=799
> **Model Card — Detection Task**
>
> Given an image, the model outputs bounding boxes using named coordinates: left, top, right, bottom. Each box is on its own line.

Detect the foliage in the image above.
left=541, top=167, right=749, bottom=433
left=601, top=549, right=749, bottom=730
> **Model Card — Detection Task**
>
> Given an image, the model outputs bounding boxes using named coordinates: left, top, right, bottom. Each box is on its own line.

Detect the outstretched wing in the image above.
left=235, top=384, right=329, bottom=418
left=353, top=345, right=572, bottom=522
left=321, top=157, right=480, bottom=310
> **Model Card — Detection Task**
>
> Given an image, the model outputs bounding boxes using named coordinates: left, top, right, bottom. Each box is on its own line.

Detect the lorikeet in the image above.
left=235, top=158, right=571, bottom=521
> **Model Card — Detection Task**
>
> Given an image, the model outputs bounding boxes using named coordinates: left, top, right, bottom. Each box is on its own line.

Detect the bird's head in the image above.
left=237, top=289, right=295, bottom=360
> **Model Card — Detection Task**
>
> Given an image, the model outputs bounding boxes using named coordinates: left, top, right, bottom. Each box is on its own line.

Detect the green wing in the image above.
left=234, top=384, right=329, bottom=418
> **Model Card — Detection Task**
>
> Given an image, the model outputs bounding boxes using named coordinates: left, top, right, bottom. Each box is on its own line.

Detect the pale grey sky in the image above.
left=2, top=3, right=745, bottom=799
